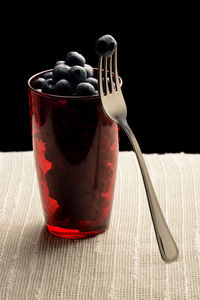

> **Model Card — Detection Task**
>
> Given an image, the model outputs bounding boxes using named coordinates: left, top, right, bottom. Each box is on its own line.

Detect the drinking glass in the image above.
left=28, top=69, right=120, bottom=239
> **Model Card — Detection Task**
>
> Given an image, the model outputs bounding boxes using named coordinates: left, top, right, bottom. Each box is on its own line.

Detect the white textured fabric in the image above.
left=0, top=151, right=200, bottom=299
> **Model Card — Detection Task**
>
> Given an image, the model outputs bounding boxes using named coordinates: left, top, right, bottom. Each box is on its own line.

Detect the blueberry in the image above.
left=53, top=64, right=70, bottom=82
left=67, top=66, right=87, bottom=85
left=95, top=34, right=117, bottom=57
left=42, top=78, right=55, bottom=94
left=33, top=77, right=45, bottom=89
left=102, top=77, right=116, bottom=92
left=66, top=51, right=86, bottom=67
left=43, top=71, right=53, bottom=79
left=84, top=64, right=94, bottom=77
left=76, top=82, right=96, bottom=96
left=55, top=79, right=73, bottom=96
left=86, top=77, right=98, bottom=90
left=55, top=60, right=65, bottom=66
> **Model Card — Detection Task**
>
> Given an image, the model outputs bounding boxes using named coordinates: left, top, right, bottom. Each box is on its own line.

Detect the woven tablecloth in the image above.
left=0, top=151, right=200, bottom=300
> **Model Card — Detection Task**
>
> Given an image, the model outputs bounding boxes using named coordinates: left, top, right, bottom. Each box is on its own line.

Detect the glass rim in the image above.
left=28, top=68, right=122, bottom=101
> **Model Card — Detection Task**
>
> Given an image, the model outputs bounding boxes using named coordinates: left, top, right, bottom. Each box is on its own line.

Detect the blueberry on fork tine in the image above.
left=95, top=34, right=117, bottom=57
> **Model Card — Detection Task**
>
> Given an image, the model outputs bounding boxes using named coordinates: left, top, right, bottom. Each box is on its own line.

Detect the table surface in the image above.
left=0, top=151, right=200, bottom=300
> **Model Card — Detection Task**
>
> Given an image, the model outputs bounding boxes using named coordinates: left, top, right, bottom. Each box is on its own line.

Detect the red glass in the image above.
left=28, top=70, right=119, bottom=239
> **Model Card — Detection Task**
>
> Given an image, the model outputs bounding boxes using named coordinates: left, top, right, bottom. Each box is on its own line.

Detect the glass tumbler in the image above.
left=28, top=70, right=119, bottom=239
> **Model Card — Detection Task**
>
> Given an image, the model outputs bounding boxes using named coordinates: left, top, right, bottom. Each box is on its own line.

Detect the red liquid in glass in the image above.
left=28, top=71, right=119, bottom=239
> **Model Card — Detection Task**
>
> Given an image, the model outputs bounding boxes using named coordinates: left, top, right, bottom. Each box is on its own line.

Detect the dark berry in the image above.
left=67, top=66, right=87, bottom=85
left=86, top=77, right=98, bottom=90
left=42, top=78, right=55, bottom=94
left=95, top=34, right=117, bottom=57
left=102, top=78, right=116, bottom=92
left=84, top=64, right=94, bottom=77
left=33, top=77, right=45, bottom=89
left=55, top=79, right=73, bottom=96
left=55, top=60, right=65, bottom=66
left=66, top=51, right=85, bottom=67
left=76, top=82, right=96, bottom=96
left=43, top=71, right=53, bottom=79
left=53, top=64, right=70, bottom=82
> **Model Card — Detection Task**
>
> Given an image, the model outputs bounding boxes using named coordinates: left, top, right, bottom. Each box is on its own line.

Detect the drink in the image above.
left=28, top=69, right=119, bottom=238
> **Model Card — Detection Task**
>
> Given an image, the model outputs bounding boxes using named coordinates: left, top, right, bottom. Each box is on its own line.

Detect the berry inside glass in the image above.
left=28, top=69, right=120, bottom=239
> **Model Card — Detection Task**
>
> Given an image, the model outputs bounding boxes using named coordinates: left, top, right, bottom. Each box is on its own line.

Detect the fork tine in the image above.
left=98, top=56, right=104, bottom=96
left=104, top=56, right=109, bottom=95
left=113, top=48, right=120, bottom=91
left=108, top=55, right=114, bottom=93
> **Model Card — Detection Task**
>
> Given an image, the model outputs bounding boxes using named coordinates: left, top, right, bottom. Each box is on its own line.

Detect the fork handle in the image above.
left=120, top=119, right=179, bottom=263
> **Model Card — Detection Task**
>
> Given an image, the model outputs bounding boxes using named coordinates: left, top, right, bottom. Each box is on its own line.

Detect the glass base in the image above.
left=47, top=224, right=107, bottom=239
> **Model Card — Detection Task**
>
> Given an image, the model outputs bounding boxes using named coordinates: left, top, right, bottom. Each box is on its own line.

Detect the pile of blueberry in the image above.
left=33, top=51, right=98, bottom=96
left=33, top=34, right=117, bottom=97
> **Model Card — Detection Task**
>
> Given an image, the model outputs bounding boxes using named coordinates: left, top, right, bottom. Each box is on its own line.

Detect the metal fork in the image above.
left=98, top=49, right=179, bottom=263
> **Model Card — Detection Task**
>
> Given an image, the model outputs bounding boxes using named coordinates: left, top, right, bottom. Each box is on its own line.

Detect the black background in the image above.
left=1, top=4, right=198, bottom=153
